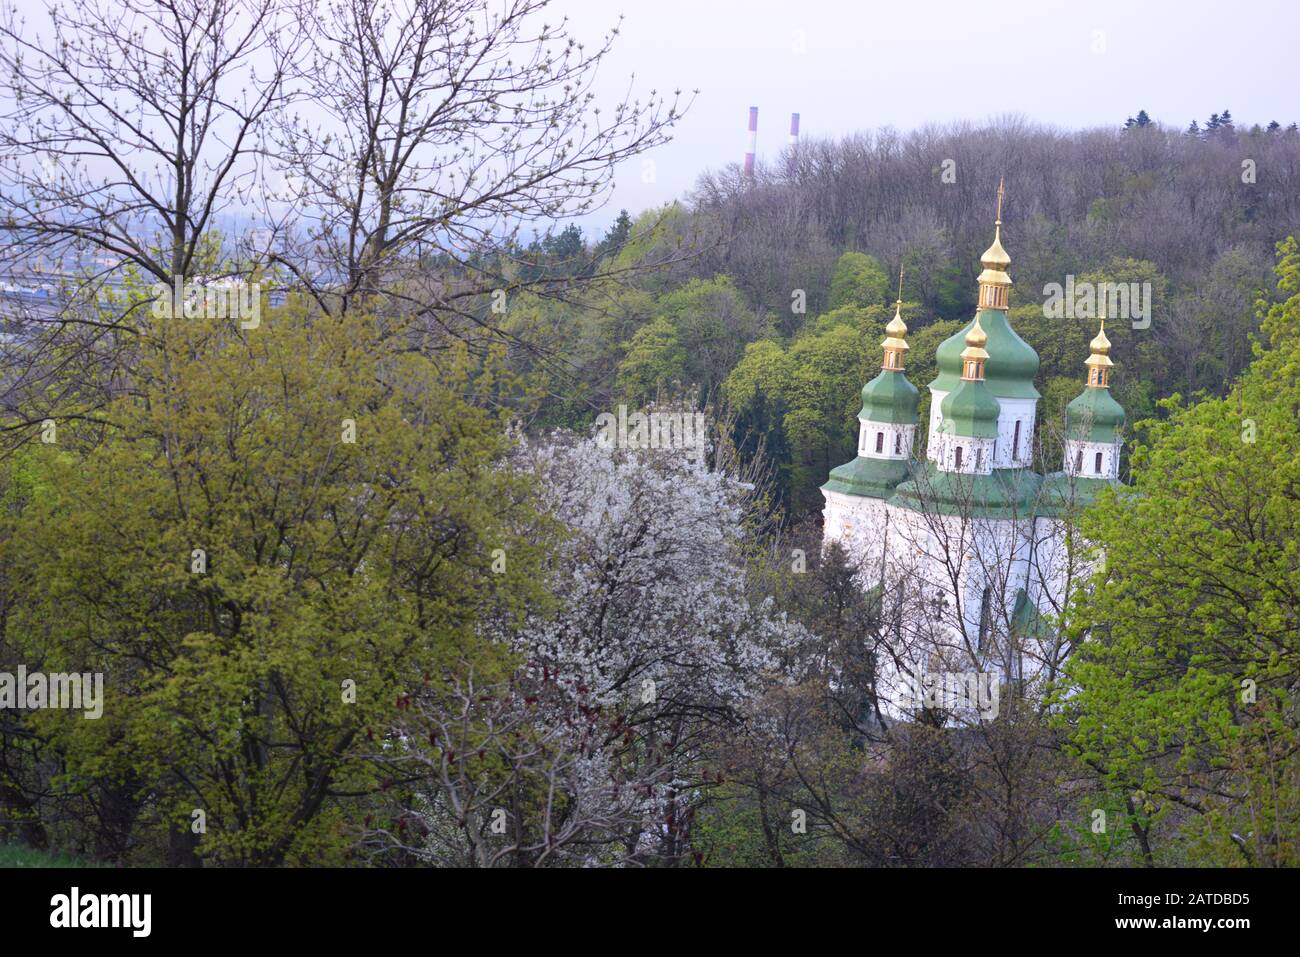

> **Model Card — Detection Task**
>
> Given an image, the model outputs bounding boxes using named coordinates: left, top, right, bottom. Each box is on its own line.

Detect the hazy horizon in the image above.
left=563, top=0, right=1300, bottom=230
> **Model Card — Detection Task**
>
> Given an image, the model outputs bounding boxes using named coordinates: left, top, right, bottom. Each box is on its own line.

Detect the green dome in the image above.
left=940, top=378, right=1000, bottom=438
left=932, top=308, right=1040, bottom=399
left=860, top=369, right=919, bottom=425
left=1065, top=387, right=1125, bottom=442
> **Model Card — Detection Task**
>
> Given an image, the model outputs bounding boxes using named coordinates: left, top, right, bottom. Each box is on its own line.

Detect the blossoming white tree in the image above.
left=373, top=427, right=806, bottom=866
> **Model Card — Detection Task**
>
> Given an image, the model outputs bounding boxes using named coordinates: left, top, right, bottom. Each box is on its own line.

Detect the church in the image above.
left=819, top=189, right=1126, bottom=713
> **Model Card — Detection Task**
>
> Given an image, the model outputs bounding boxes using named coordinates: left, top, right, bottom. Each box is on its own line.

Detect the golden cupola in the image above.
left=1085, top=314, right=1114, bottom=388
left=977, top=178, right=1013, bottom=310
left=960, top=314, right=989, bottom=381
left=881, top=303, right=909, bottom=370
left=881, top=270, right=910, bottom=370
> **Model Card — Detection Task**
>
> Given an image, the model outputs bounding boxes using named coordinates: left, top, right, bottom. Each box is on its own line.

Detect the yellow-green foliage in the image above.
left=1057, top=238, right=1300, bottom=866
left=2, top=299, right=554, bottom=865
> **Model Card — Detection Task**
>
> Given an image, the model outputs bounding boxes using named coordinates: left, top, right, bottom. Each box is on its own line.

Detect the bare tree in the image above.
left=0, top=0, right=305, bottom=437
left=266, top=0, right=689, bottom=329
left=0, top=0, right=690, bottom=448
left=362, top=664, right=654, bottom=867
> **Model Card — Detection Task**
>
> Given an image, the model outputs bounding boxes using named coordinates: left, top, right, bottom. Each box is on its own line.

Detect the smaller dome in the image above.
left=1086, top=317, right=1118, bottom=374
left=940, top=378, right=1000, bottom=438
left=961, top=314, right=989, bottom=362
left=860, top=367, right=920, bottom=425
left=1066, top=387, right=1125, bottom=442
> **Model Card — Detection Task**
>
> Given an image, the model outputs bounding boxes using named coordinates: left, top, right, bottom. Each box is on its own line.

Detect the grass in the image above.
left=0, top=842, right=88, bottom=868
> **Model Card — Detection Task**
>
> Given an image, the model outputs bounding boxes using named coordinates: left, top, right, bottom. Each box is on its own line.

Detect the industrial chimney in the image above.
left=744, top=107, right=758, bottom=177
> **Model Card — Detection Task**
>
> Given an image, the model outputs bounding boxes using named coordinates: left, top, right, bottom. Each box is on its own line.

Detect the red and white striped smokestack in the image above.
left=789, top=113, right=801, bottom=147
left=744, top=107, right=758, bottom=177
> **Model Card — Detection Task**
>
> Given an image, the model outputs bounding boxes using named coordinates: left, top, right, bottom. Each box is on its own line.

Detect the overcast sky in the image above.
left=563, top=0, right=1300, bottom=231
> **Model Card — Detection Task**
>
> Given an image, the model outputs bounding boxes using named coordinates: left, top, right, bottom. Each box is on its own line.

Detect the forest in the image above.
left=0, top=0, right=1297, bottom=869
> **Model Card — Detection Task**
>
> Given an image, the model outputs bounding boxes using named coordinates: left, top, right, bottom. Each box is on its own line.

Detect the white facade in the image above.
left=858, top=418, right=916, bottom=460
left=928, top=388, right=1035, bottom=470
left=823, top=487, right=1103, bottom=718
left=931, top=427, right=996, bottom=476
left=925, top=389, right=948, bottom=464
left=822, top=483, right=1075, bottom=718
left=1063, top=438, right=1121, bottom=481
left=992, top=396, right=1037, bottom=469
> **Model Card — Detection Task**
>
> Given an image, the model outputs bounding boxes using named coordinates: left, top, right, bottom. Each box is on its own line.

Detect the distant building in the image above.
left=820, top=187, right=1125, bottom=716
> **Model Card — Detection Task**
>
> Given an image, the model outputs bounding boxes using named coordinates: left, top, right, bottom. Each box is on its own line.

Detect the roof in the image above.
left=1038, top=472, right=1123, bottom=517
left=860, top=368, right=920, bottom=425
left=1011, top=589, right=1049, bottom=641
left=888, top=462, right=1045, bottom=518
left=939, top=378, right=1001, bottom=438
left=822, top=455, right=917, bottom=500
left=931, top=308, right=1040, bottom=400
left=1065, top=387, right=1125, bottom=442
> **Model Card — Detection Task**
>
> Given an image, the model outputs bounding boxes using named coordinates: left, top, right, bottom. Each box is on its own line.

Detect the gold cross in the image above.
left=896, top=265, right=905, bottom=303
left=996, top=176, right=1005, bottom=223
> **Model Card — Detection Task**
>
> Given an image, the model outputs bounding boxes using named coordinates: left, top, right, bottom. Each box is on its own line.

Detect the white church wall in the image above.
left=858, top=420, right=916, bottom=460
left=823, top=482, right=1061, bottom=724
left=926, top=388, right=948, bottom=463
left=993, top=396, right=1037, bottom=469
left=1063, top=438, right=1121, bottom=480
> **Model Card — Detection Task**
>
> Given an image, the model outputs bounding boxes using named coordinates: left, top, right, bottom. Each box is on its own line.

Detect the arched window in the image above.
left=1012, top=420, right=1021, bottom=460
left=954, top=446, right=964, bottom=469
left=894, top=432, right=902, bottom=455
left=975, top=447, right=983, bottom=470
left=1074, top=449, right=1083, bottom=473
left=1095, top=451, right=1103, bottom=474
left=875, top=431, right=884, bottom=454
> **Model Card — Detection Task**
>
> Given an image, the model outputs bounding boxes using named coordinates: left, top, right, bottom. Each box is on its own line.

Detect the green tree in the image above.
left=828, top=252, right=890, bottom=310
left=595, top=210, right=633, bottom=262
left=725, top=304, right=898, bottom=513
left=1, top=300, right=551, bottom=865
left=617, top=315, right=687, bottom=401
left=1057, top=237, right=1300, bottom=866
left=618, top=275, right=768, bottom=404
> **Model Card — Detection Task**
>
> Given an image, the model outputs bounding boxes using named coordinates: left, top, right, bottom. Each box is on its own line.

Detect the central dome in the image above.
left=931, top=309, right=1040, bottom=399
